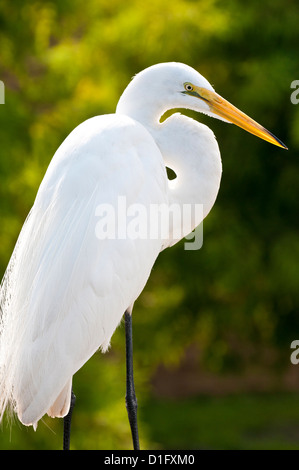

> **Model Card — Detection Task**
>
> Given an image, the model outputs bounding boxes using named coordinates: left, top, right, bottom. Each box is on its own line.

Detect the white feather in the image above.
left=0, top=62, right=224, bottom=428
left=0, top=114, right=167, bottom=426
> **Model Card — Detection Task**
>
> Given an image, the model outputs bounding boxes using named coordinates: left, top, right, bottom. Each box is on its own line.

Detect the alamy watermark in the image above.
left=0, top=81, right=4, bottom=104
left=290, top=80, right=299, bottom=104
left=290, top=340, right=299, bottom=365
left=95, top=196, right=204, bottom=250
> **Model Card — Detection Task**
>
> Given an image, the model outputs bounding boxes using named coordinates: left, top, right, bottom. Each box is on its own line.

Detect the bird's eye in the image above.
left=184, top=83, right=193, bottom=92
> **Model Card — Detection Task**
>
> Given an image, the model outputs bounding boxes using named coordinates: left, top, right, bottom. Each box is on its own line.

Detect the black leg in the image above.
left=63, top=389, right=76, bottom=450
left=125, top=310, right=140, bottom=450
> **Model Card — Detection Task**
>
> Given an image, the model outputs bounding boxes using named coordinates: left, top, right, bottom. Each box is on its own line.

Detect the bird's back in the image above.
left=0, top=114, right=167, bottom=426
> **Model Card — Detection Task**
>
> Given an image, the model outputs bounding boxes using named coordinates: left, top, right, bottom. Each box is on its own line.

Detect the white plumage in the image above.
left=0, top=114, right=168, bottom=426
left=0, top=62, right=284, bottom=429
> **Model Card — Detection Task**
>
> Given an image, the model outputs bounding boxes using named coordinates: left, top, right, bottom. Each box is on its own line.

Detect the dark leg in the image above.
left=125, top=310, right=140, bottom=450
left=63, top=389, right=76, bottom=450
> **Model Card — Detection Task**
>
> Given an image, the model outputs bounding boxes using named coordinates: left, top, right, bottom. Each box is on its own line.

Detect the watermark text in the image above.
left=0, top=81, right=4, bottom=104
left=290, top=80, right=299, bottom=104
left=95, top=196, right=204, bottom=250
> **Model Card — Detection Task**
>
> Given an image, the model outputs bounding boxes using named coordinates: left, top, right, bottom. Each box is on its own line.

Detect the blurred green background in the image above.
left=0, top=0, right=299, bottom=450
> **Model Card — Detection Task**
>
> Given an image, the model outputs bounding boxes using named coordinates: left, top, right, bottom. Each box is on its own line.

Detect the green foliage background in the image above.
left=0, top=0, right=298, bottom=449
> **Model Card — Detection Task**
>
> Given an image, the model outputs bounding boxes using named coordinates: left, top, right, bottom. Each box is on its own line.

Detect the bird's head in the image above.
left=117, top=62, right=287, bottom=149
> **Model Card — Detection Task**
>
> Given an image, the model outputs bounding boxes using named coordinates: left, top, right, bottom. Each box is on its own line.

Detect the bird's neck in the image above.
left=152, top=114, right=222, bottom=245
left=117, top=93, right=166, bottom=129
left=116, top=100, right=222, bottom=247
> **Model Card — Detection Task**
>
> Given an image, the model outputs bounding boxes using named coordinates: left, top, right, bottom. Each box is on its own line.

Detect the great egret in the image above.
left=0, top=62, right=287, bottom=450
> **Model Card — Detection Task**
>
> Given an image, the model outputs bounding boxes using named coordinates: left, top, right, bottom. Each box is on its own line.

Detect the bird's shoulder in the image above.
left=36, top=113, right=167, bottom=207
left=57, top=113, right=160, bottom=159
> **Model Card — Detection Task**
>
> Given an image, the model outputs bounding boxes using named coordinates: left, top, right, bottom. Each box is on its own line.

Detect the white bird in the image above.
left=0, top=62, right=286, bottom=450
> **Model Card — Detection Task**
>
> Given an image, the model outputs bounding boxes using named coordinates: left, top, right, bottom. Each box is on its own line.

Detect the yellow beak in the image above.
left=193, top=86, right=288, bottom=149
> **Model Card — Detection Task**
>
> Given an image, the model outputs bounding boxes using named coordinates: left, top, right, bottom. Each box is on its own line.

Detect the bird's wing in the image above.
left=0, top=114, right=167, bottom=425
